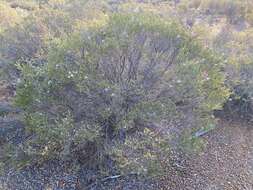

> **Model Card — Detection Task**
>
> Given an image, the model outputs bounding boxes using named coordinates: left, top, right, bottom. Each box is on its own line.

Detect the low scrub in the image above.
left=1, top=13, right=229, bottom=176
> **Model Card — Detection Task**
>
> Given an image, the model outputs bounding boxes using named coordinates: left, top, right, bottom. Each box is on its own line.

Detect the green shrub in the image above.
left=9, top=13, right=229, bottom=175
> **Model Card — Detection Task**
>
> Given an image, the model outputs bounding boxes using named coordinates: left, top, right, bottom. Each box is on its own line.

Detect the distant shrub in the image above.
left=0, top=2, right=22, bottom=33
left=0, top=5, right=71, bottom=82
left=9, top=0, right=38, bottom=11
left=8, top=13, right=229, bottom=175
left=180, top=0, right=248, bottom=25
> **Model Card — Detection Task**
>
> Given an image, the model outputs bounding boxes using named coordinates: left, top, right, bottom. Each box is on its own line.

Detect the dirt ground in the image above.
left=158, top=119, right=253, bottom=190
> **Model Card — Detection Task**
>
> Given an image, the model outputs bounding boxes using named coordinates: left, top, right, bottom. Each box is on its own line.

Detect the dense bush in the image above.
left=3, top=13, right=229, bottom=175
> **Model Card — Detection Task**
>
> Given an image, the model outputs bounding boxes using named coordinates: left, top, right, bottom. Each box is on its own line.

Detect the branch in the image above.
left=85, top=173, right=139, bottom=190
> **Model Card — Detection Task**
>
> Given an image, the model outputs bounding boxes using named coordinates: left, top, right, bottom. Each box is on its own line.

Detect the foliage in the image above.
left=0, top=3, right=72, bottom=82
left=180, top=132, right=206, bottom=154
left=110, top=128, right=170, bottom=177
left=169, top=0, right=253, bottom=120
left=7, top=13, right=229, bottom=175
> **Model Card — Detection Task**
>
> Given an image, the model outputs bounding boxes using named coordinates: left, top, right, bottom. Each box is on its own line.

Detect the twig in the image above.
left=101, top=174, right=122, bottom=182
left=194, top=128, right=214, bottom=138
left=85, top=172, right=139, bottom=190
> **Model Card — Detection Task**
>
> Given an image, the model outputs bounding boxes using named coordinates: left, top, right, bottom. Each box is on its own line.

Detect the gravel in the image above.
left=0, top=160, right=78, bottom=190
